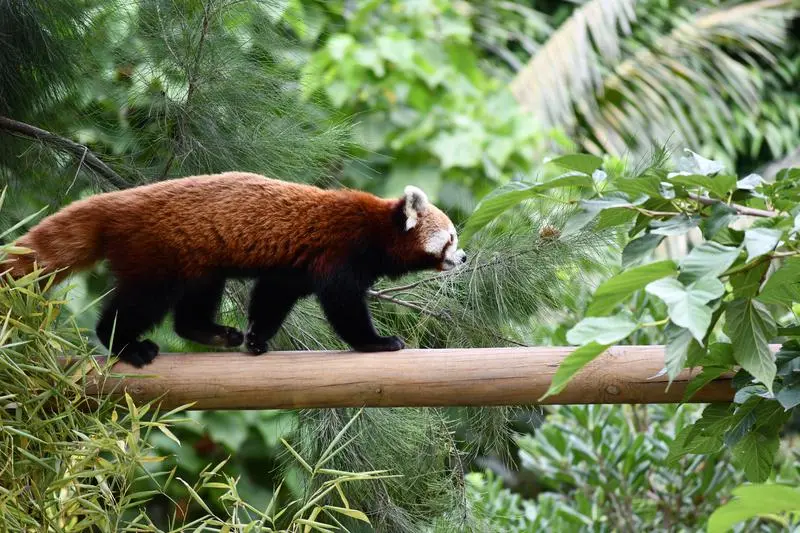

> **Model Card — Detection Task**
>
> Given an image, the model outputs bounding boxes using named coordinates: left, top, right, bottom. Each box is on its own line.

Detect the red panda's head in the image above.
left=394, top=186, right=466, bottom=272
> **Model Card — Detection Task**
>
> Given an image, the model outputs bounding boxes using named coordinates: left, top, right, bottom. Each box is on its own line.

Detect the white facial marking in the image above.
left=440, top=224, right=465, bottom=271
left=403, top=185, right=429, bottom=231
left=424, top=229, right=451, bottom=255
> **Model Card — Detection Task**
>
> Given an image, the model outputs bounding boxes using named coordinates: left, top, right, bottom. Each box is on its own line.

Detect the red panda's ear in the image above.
left=402, top=186, right=429, bottom=231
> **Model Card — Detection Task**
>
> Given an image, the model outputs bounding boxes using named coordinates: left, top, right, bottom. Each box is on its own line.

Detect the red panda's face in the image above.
left=400, top=186, right=466, bottom=272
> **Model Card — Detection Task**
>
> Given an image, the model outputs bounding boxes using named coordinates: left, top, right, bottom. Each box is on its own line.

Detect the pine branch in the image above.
left=0, top=115, right=127, bottom=189
left=161, top=0, right=212, bottom=178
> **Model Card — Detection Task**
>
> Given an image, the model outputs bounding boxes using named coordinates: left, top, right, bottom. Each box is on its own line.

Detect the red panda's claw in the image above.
left=245, top=332, right=269, bottom=355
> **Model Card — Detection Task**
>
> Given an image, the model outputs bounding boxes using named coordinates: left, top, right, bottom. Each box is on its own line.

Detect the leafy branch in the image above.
left=467, top=146, right=800, bottom=486
left=0, top=115, right=127, bottom=189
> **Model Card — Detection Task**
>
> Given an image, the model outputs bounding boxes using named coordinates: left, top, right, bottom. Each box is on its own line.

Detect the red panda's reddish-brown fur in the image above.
left=8, top=172, right=433, bottom=283
left=4, top=172, right=465, bottom=367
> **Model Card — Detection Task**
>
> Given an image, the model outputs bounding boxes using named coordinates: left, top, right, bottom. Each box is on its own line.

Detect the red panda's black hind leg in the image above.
left=173, top=275, right=244, bottom=349
left=96, top=280, right=178, bottom=367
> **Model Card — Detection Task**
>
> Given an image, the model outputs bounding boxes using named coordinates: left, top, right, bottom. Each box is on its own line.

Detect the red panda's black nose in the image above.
left=460, top=254, right=467, bottom=263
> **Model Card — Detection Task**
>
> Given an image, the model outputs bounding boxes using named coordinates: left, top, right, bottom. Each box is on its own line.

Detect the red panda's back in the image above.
left=101, top=172, right=390, bottom=281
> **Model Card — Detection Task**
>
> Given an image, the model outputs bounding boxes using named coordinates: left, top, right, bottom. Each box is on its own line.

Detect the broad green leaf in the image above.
left=701, top=202, right=737, bottom=239
left=536, top=172, right=595, bottom=191
left=668, top=173, right=736, bottom=198
left=737, top=173, right=764, bottom=190
left=566, top=316, right=637, bottom=345
left=587, top=260, right=677, bottom=316
left=725, top=299, right=777, bottom=393
left=744, top=227, right=783, bottom=262
left=683, top=366, right=729, bottom=401
left=649, top=214, right=700, bottom=236
left=708, top=484, right=800, bottom=533
left=646, top=277, right=725, bottom=343
left=667, top=404, right=729, bottom=464
left=461, top=174, right=593, bottom=242
left=664, top=324, right=695, bottom=383
left=621, top=234, right=664, bottom=268
left=541, top=342, right=610, bottom=399
left=776, top=375, right=800, bottom=409
left=731, top=261, right=769, bottom=299
left=563, top=197, right=641, bottom=236
left=430, top=130, right=484, bottom=169
left=678, top=241, right=740, bottom=283
left=547, top=153, right=602, bottom=176
left=731, top=431, right=779, bottom=482
left=674, top=149, right=724, bottom=176
left=758, top=257, right=800, bottom=307
left=593, top=207, right=638, bottom=231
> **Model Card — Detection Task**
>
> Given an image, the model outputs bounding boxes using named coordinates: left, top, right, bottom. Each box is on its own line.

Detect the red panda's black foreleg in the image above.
left=314, top=273, right=405, bottom=353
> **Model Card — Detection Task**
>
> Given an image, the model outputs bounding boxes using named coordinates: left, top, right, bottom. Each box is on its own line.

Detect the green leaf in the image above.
left=758, top=257, right=800, bottom=307
left=731, top=431, right=779, bottom=482
left=744, top=227, right=783, bottom=262
left=701, top=202, right=738, bottom=239
left=563, top=197, right=642, bottom=236
left=621, top=234, right=664, bottom=268
left=593, top=206, right=638, bottom=231
left=725, top=299, right=777, bottom=393
left=683, top=366, right=729, bottom=401
left=566, top=316, right=637, bottom=345
left=461, top=174, right=593, bottom=242
left=731, top=260, right=769, bottom=299
left=668, top=173, right=736, bottom=198
left=708, top=484, right=800, bottom=533
left=430, top=131, right=484, bottom=169
left=547, top=154, right=602, bottom=176
left=646, top=277, right=724, bottom=343
left=678, top=241, right=741, bottom=284
left=541, top=342, right=610, bottom=399
left=776, top=375, right=800, bottom=409
left=664, top=324, right=695, bottom=383
left=649, top=215, right=700, bottom=236
left=587, top=260, right=677, bottom=316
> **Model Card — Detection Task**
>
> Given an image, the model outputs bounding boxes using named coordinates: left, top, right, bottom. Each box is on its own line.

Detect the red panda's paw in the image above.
left=353, top=336, right=405, bottom=353
left=116, top=339, right=159, bottom=368
left=214, top=326, right=244, bottom=348
left=245, top=331, right=269, bottom=355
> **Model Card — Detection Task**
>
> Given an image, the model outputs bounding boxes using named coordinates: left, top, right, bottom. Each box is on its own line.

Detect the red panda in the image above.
left=3, top=172, right=466, bottom=367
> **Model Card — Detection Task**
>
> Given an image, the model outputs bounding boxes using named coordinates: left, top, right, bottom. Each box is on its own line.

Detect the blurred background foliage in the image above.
left=2, top=0, right=800, bottom=531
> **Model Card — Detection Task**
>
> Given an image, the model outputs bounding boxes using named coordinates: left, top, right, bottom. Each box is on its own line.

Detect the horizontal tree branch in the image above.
left=0, top=115, right=128, bottom=189
left=688, top=193, right=777, bottom=218
left=81, top=346, right=737, bottom=410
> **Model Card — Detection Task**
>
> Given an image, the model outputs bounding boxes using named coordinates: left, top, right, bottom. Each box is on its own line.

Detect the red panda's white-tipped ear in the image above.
left=402, top=186, right=429, bottom=230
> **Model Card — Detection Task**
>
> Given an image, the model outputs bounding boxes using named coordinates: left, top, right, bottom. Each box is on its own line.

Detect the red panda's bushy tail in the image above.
left=1, top=200, right=106, bottom=286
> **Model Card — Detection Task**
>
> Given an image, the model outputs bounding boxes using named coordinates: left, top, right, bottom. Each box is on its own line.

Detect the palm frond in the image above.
left=510, top=0, right=638, bottom=128
left=511, top=0, right=797, bottom=161
left=586, top=0, right=796, bottom=156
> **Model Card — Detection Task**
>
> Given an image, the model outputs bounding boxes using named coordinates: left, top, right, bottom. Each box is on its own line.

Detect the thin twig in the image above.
left=0, top=116, right=127, bottom=189
left=367, top=290, right=528, bottom=348
left=367, top=290, right=437, bottom=315
left=65, top=146, right=88, bottom=195
left=688, top=193, right=777, bottom=218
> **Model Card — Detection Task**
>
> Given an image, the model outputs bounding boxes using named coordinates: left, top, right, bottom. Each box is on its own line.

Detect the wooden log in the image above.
left=82, top=346, right=735, bottom=410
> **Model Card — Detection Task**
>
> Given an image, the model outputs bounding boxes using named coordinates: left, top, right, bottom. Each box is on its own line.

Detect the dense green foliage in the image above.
left=3, top=0, right=800, bottom=530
